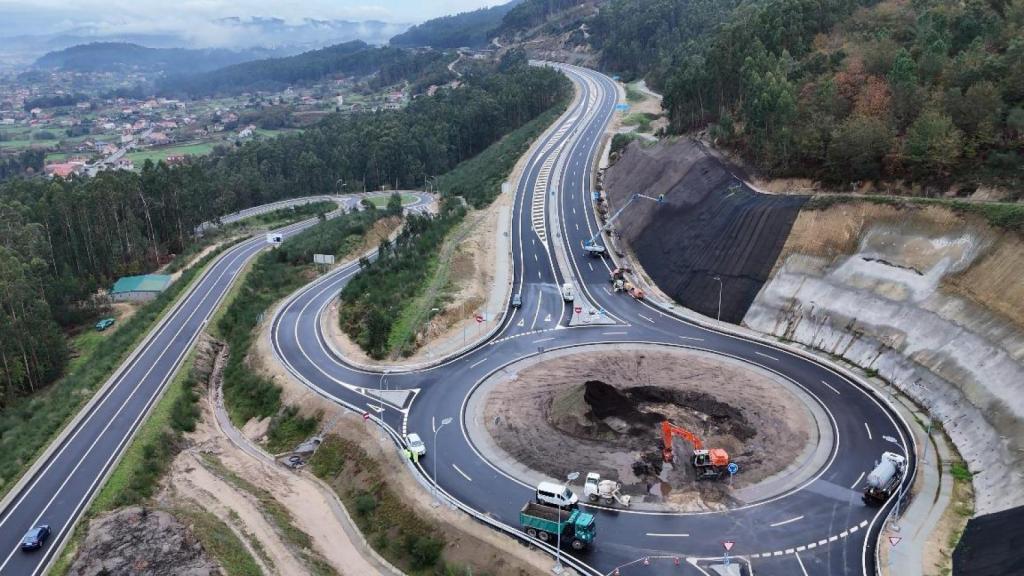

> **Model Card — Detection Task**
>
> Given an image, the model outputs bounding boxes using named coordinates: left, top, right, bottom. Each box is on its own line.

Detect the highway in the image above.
left=0, top=62, right=915, bottom=576
left=270, top=64, right=917, bottom=576
left=0, top=192, right=431, bottom=576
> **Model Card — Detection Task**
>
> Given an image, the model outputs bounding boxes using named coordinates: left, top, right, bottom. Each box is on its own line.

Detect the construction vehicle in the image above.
left=862, top=451, right=907, bottom=506
left=583, top=473, right=631, bottom=507
left=583, top=242, right=607, bottom=257
left=661, top=421, right=730, bottom=480
left=624, top=281, right=645, bottom=300
left=520, top=502, right=596, bottom=550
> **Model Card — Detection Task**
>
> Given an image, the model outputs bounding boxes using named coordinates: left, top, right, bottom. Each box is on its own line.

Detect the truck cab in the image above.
left=520, top=502, right=596, bottom=550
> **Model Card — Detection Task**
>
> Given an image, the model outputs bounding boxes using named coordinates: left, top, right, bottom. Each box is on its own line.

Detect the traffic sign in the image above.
left=723, top=541, right=735, bottom=552
left=888, top=536, right=902, bottom=547
left=474, top=314, right=485, bottom=323
left=728, top=462, right=739, bottom=475
left=574, top=306, right=582, bottom=314
left=362, top=412, right=370, bottom=421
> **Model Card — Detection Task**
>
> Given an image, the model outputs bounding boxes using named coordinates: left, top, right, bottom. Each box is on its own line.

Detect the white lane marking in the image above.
left=678, top=336, right=704, bottom=341
left=575, top=222, right=579, bottom=231
left=366, top=404, right=383, bottom=413
left=530, top=289, right=544, bottom=330
left=850, top=471, right=865, bottom=489
left=646, top=533, right=689, bottom=537
left=588, top=261, right=594, bottom=272
left=452, top=464, right=472, bottom=482
left=770, top=515, right=804, bottom=527
left=755, top=351, right=779, bottom=361
left=533, top=337, right=554, bottom=343
left=603, top=287, right=611, bottom=294
left=602, top=331, right=627, bottom=335
left=469, top=358, right=487, bottom=369
left=432, top=416, right=436, bottom=433
left=638, top=314, right=655, bottom=323
left=864, top=422, right=873, bottom=440
left=534, top=253, right=538, bottom=261
left=795, top=552, right=810, bottom=576
left=822, top=379, right=841, bottom=394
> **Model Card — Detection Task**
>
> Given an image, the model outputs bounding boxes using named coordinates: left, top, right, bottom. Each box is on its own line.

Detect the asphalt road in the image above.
left=270, top=64, right=917, bottom=576
left=0, top=192, right=432, bottom=576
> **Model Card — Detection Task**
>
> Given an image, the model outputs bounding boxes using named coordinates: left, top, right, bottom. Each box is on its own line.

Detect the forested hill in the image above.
left=390, top=0, right=522, bottom=48
left=158, top=41, right=446, bottom=97
left=0, top=58, right=570, bottom=406
left=658, top=0, right=1024, bottom=189
left=494, top=0, right=593, bottom=37
left=34, top=42, right=280, bottom=74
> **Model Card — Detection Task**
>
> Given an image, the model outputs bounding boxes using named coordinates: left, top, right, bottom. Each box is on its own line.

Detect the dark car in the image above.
left=95, top=317, right=115, bottom=331
left=511, top=292, right=522, bottom=308
left=20, top=525, right=50, bottom=551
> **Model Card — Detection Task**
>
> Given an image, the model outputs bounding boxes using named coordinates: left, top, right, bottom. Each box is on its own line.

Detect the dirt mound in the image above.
left=603, top=138, right=807, bottom=323
left=68, top=506, right=218, bottom=576
left=484, top=346, right=815, bottom=511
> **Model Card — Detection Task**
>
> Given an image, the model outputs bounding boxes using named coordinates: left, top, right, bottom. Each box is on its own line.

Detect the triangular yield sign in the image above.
left=888, top=536, right=902, bottom=547
left=723, top=541, right=735, bottom=551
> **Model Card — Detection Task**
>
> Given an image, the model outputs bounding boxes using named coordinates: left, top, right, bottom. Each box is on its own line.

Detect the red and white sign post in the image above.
left=722, top=541, right=735, bottom=566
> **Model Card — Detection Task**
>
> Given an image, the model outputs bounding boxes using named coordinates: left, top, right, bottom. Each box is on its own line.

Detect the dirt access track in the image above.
left=471, top=343, right=833, bottom=512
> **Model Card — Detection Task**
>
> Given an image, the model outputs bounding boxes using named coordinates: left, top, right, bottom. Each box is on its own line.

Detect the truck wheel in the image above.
left=588, top=494, right=599, bottom=502
left=571, top=539, right=585, bottom=551
left=539, top=531, right=550, bottom=542
left=526, top=528, right=538, bottom=538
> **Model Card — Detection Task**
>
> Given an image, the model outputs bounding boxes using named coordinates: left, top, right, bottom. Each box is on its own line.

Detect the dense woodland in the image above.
left=588, top=0, right=1023, bottom=188
left=496, top=0, right=590, bottom=36
left=0, top=60, right=569, bottom=406
left=158, top=41, right=448, bottom=97
left=389, top=0, right=521, bottom=48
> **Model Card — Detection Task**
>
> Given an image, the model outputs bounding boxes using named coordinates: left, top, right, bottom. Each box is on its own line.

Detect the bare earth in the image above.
left=483, top=345, right=814, bottom=511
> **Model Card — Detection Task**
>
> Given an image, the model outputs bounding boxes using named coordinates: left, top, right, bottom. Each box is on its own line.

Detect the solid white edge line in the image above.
left=452, top=464, right=472, bottom=482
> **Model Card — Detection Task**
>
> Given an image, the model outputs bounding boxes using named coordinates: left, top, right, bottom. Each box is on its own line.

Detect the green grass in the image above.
left=950, top=462, right=973, bottom=482
left=0, top=246, right=226, bottom=502
left=126, top=142, right=218, bottom=166
left=625, top=83, right=645, bottom=103
left=363, top=193, right=418, bottom=208
left=171, top=506, right=264, bottom=576
left=265, top=406, right=321, bottom=454
left=804, top=194, right=1024, bottom=234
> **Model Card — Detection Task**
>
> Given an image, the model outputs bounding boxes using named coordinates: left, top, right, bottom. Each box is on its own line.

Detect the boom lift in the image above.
left=661, top=421, right=730, bottom=480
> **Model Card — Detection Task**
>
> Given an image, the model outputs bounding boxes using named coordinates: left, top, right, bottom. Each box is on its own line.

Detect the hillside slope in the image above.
left=34, top=42, right=279, bottom=74
left=390, top=1, right=522, bottom=48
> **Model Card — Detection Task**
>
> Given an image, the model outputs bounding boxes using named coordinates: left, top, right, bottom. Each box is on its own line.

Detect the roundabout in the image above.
left=267, top=63, right=917, bottom=575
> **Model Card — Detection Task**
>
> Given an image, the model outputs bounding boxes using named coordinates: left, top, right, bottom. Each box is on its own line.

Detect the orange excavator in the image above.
left=661, top=421, right=730, bottom=480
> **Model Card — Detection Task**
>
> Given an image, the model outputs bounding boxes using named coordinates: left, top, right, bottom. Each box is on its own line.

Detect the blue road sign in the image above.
left=728, top=462, right=739, bottom=475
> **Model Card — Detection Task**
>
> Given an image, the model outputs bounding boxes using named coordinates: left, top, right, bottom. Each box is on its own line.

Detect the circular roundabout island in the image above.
left=467, top=343, right=834, bottom=513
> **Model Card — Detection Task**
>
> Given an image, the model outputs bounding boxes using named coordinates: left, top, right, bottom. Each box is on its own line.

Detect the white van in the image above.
left=536, top=481, right=579, bottom=509
left=561, top=283, right=575, bottom=302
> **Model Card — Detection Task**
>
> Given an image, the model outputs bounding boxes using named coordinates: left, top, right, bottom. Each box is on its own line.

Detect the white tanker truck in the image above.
left=862, top=451, right=907, bottom=505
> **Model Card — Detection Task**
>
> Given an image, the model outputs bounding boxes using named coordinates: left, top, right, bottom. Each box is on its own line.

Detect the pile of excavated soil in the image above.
left=483, top=346, right=813, bottom=511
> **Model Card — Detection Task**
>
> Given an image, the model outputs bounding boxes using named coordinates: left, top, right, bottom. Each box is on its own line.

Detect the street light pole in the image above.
left=554, top=471, right=580, bottom=575
left=378, top=370, right=389, bottom=440
left=432, top=417, right=453, bottom=507
left=712, top=275, right=723, bottom=321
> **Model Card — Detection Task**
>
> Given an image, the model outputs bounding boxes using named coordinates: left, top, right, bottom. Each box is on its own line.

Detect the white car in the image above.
left=536, top=481, right=579, bottom=509
left=561, top=283, right=575, bottom=302
left=406, top=433, right=426, bottom=457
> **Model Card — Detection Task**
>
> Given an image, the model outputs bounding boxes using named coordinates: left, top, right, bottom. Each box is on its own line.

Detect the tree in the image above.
left=829, top=115, right=894, bottom=181
left=905, top=109, right=963, bottom=176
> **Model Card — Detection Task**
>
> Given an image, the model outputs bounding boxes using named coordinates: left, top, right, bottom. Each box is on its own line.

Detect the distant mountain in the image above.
left=390, top=1, right=523, bottom=49
left=159, top=41, right=446, bottom=98
left=34, top=42, right=284, bottom=74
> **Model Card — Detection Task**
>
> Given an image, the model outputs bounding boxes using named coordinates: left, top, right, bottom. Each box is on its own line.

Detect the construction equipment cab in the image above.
left=661, top=421, right=730, bottom=480
left=535, top=481, right=578, bottom=509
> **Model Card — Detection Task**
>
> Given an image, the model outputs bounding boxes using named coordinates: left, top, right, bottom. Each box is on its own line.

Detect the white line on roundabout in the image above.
left=769, top=515, right=804, bottom=527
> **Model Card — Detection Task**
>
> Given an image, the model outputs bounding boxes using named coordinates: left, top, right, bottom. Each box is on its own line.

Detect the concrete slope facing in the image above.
left=746, top=200, right=1024, bottom=515
left=603, top=139, right=807, bottom=322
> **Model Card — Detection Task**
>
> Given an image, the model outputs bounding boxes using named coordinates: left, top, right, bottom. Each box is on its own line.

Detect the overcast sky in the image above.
left=0, top=1, right=501, bottom=38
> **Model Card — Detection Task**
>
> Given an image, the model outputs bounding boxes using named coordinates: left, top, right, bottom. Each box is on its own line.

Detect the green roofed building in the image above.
left=110, top=274, right=173, bottom=302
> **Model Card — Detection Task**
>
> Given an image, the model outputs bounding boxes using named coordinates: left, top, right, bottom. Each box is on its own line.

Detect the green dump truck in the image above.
left=520, top=502, right=596, bottom=550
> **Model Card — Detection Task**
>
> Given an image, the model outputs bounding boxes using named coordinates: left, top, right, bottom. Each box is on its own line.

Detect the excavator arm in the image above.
left=661, top=421, right=703, bottom=462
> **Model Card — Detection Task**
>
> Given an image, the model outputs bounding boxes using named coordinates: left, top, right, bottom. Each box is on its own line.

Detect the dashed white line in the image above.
left=452, top=464, right=472, bottom=482
left=850, top=471, right=865, bottom=489
left=795, top=552, right=810, bottom=576
left=678, top=336, right=704, bottom=341
left=638, top=314, right=655, bottom=323
left=469, top=358, right=487, bottom=369
left=770, top=515, right=804, bottom=527
left=533, top=337, right=554, bottom=344
left=602, top=331, right=627, bottom=335
left=822, top=379, right=841, bottom=394
left=864, top=422, right=873, bottom=440
left=755, top=351, right=779, bottom=361
left=588, top=262, right=594, bottom=272
left=646, top=533, right=689, bottom=537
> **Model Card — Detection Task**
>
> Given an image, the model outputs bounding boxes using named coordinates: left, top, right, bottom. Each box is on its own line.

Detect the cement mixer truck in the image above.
left=862, top=451, right=907, bottom=505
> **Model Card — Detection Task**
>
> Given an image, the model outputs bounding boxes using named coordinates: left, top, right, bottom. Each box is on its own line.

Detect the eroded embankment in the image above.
left=602, top=139, right=807, bottom=323
left=745, top=200, right=1024, bottom=514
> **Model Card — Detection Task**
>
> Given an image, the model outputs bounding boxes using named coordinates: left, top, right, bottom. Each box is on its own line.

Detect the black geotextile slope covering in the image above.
left=953, top=505, right=1024, bottom=575
left=603, top=140, right=807, bottom=324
